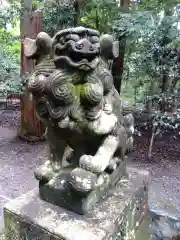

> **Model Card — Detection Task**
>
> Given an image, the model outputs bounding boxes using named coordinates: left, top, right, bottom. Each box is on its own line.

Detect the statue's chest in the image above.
left=70, top=74, right=88, bottom=104
left=70, top=72, right=103, bottom=107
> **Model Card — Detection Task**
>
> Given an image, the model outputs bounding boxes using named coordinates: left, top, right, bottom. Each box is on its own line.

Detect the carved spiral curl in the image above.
left=45, top=70, right=75, bottom=105
left=52, top=83, right=76, bottom=105
left=46, top=100, right=69, bottom=120
left=28, top=73, right=46, bottom=94
left=35, top=57, right=55, bottom=75
left=45, top=70, right=68, bottom=91
left=35, top=96, right=49, bottom=118
left=80, top=82, right=103, bottom=106
left=28, top=57, right=55, bottom=95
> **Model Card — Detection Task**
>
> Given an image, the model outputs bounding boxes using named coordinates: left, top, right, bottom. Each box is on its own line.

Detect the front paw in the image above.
left=70, top=168, right=98, bottom=194
left=88, top=111, right=117, bottom=135
left=34, top=161, right=59, bottom=182
left=79, top=155, right=110, bottom=174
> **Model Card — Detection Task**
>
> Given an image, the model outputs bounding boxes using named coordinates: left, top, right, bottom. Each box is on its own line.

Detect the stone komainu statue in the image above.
left=24, top=27, right=134, bottom=214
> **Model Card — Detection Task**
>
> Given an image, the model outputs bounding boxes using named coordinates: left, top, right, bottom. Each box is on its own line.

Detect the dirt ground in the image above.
left=130, top=129, right=180, bottom=219
left=0, top=106, right=180, bottom=223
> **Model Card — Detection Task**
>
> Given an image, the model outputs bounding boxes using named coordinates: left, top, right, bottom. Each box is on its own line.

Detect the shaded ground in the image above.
left=0, top=106, right=180, bottom=229
left=0, top=106, right=48, bottom=224
left=129, top=131, right=180, bottom=216
left=0, top=106, right=20, bottom=130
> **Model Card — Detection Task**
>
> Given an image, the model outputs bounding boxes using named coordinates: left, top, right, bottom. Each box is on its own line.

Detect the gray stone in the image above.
left=3, top=167, right=149, bottom=240
left=149, top=207, right=180, bottom=239
left=0, top=196, right=8, bottom=219
left=0, top=232, right=5, bottom=240
left=25, top=28, right=135, bottom=215
left=39, top=161, right=126, bottom=215
left=0, top=99, right=6, bottom=111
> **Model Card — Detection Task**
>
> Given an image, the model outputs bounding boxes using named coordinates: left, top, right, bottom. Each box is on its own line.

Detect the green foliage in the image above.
left=113, top=2, right=180, bottom=102
left=147, top=91, right=180, bottom=132
left=36, top=0, right=119, bottom=35
left=153, top=110, right=180, bottom=132
left=147, top=91, right=178, bottom=106
left=0, top=37, right=21, bottom=94
left=0, top=1, right=20, bottom=29
left=112, top=1, right=180, bottom=137
left=35, top=0, right=75, bottom=36
left=0, top=3, right=21, bottom=95
left=80, top=0, right=118, bottom=33
left=138, top=0, right=179, bottom=12
left=1, top=0, right=180, bottom=106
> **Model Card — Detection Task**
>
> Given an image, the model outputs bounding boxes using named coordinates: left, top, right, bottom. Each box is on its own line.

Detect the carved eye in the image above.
left=76, top=43, right=84, bottom=50
left=90, top=36, right=99, bottom=43
left=89, top=45, right=94, bottom=51
left=65, top=34, right=80, bottom=42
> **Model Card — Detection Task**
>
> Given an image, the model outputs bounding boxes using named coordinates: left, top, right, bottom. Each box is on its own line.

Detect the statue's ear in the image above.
left=100, top=34, right=119, bottom=60
left=36, top=32, right=52, bottom=55
left=23, top=38, right=37, bottom=58
left=23, top=32, right=52, bottom=59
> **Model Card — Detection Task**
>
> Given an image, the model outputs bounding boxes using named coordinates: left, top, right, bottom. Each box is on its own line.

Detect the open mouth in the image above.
left=68, top=49, right=98, bottom=63
left=53, top=44, right=99, bottom=70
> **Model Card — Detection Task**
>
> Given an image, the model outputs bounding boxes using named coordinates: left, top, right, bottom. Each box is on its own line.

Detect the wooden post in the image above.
left=19, top=0, right=45, bottom=141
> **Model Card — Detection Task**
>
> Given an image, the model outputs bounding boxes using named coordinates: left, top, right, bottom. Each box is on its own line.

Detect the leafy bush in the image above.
left=0, top=29, right=21, bottom=94
left=153, top=110, right=180, bottom=132
left=33, top=0, right=75, bottom=36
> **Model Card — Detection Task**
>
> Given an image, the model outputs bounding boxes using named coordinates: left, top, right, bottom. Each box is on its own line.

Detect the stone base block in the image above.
left=3, top=167, right=150, bottom=240
left=39, top=161, right=126, bottom=215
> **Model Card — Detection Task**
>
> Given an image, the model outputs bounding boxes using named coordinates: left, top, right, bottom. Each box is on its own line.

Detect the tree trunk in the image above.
left=111, top=0, right=130, bottom=94
left=160, top=7, right=174, bottom=93
left=161, top=74, right=172, bottom=92
left=148, top=128, right=156, bottom=160
left=74, top=0, right=81, bottom=26
left=19, top=2, right=45, bottom=142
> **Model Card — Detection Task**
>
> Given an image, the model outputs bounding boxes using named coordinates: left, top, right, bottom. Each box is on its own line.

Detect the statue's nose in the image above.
left=75, top=39, right=93, bottom=53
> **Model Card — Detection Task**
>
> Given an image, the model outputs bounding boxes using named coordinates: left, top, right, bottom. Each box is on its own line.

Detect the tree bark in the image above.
left=111, top=37, right=126, bottom=94
left=161, top=7, right=174, bottom=93
left=161, top=74, right=172, bottom=92
left=19, top=1, right=45, bottom=142
left=111, top=0, right=130, bottom=94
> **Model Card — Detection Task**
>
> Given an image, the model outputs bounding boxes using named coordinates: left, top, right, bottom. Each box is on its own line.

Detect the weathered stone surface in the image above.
left=0, top=99, right=6, bottom=110
left=148, top=175, right=180, bottom=239
left=25, top=27, right=135, bottom=215
left=39, top=161, right=126, bottom=215
left=133, top=214, right=151, bottom=240
left=0, top=232, right=5, bottom=240
left=149, top=207, right=180, bottom=239
left=0, top=197, right=8, bottom=220
left=3, top=167, right=149, bottom=240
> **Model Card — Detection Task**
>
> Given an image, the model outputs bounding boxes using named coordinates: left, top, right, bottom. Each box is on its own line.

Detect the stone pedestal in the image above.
left=39, top=161, right=127, bottom=215
left=3, top=167, right=150, bottom=240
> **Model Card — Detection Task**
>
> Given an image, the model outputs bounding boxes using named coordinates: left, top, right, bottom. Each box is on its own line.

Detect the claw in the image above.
left=79, top=154, right=110, bottom=174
